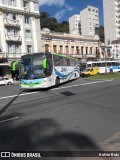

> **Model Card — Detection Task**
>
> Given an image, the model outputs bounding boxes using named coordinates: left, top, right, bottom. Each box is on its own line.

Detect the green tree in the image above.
left=40, top=11, right=69, bottom=33
left=99, top=25, right=105, bottom=43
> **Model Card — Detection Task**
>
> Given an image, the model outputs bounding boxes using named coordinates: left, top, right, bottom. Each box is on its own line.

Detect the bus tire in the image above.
left=55, top=77, right=60, bottom=87
left=8, top=82, right=12, bottom=85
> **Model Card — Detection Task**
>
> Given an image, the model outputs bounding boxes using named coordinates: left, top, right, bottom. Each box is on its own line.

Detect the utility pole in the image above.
left=42, top=28, right=50, bottom=52
left=114, top=43, right=119, bottom=59
left=100, top=45, right=112, bottom=73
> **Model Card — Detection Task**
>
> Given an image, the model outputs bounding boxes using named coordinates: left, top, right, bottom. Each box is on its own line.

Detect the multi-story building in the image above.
left=80, top=5, right=99, bottom=36
left=103, top=0, right=120, bottom=44
left=41, top=30, right=100, bottom=62
left=69, top=15, right=81, bottom=34
left=69, top=5, right=99, bottom=36
left=0, top=0, right=41, bottom=62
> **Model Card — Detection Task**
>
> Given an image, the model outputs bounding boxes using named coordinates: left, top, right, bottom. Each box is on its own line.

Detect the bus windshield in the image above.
left=20, top=53, right=46, bottom=79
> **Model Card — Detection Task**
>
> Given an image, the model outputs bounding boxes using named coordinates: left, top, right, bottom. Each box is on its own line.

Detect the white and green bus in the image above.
left=20, top=52, right=80, bottom=89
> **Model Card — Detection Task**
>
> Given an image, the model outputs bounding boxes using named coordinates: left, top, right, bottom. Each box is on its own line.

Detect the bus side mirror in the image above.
left=42, top=58, right=47, bottom=69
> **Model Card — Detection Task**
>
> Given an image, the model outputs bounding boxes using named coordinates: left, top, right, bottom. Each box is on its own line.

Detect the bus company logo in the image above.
left=1, top=152, right=10, bottom=157
left=62, top=67, right=67, bottom=72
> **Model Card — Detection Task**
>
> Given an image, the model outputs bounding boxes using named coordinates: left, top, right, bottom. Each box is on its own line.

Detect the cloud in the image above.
left=65, top=4, right=74, bottom=11
left=39, top=0, right=65, bottom=7
left=39, top=0, right=75, bottom=21
left=54, top=4, right=75, bottom=21
left=54, top=9, right=66, bottom=21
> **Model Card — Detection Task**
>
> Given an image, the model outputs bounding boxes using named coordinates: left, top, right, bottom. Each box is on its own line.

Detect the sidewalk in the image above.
left=13, top=80, right=20, bottom=84
left=69, top=131, right=120, bottom=160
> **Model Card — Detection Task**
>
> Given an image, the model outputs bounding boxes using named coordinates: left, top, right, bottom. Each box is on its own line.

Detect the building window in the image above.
left=45, top=44, right=49, bottom=52
left=27, top=45, right=32, bottom=53
left=34, top=2, right=38, bottom=11
left=59, top=46, right=63, bottom=53
left=26, top=30, right=32, bottom=38
left=23, top=0, right=29, bottom=7
left=81, top=46, right=84, bottom=55
left=8, top=44, right=14, bottom=53
left=76, top=46, right=79, bottom=54
left=13, top=13, right=17, bottom=20
left=53, top=45, right=57, bottom=53
left=71, top=46, right=74, bottom=54
left=86, top=47, right=88, bottom=55
left=7, top=28, right=18, bottom=35
left=3, top=0, right=16, bottom=7
left=65, top=46, right=68, bottom=54
left=24, top=15, right=30, bottom=24
left=90, top=47, right=92, bottom=54
left=8, top=44, right=20, bottom=53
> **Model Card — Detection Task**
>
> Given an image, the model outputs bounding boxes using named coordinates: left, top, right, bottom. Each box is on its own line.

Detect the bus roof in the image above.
left=87, top=60, right=120, bottom=64
left=51, top=52, right=78, bottom=60
left=21, top=52, right=78, bottom=60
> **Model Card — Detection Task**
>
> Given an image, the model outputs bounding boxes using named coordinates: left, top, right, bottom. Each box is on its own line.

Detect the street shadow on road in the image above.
left=0, top=117, right=99, bottom=156
left=0, top=89, right=24, bottom=116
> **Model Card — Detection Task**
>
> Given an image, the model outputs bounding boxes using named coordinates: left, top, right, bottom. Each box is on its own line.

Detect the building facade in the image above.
left=0, top=0, right=41, bottom=62
left=69, top=5, right=99, bottom=36
left=69, top=15, right=81, bottom=35
left=41, top=30, right=100, bottom=62
left=103, top=0, right=120, bottom=44
left=80, top=5, right=99, bottom=36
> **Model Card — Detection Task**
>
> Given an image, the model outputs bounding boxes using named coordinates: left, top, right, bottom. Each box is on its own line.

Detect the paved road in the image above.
left=0, top=78, right=120, bottom=159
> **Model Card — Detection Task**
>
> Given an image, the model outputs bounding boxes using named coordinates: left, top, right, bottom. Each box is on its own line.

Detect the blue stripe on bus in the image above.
left=20, top=78, right=45, bottom=84
left=54, top=67, right=80, bottom=79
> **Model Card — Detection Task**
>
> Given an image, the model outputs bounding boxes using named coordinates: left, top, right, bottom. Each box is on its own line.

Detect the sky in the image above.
left=39, top=0, right=104, bottom=25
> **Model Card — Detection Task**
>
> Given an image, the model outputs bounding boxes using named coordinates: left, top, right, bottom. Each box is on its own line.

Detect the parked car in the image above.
left=0, top=77, right=6, bottom=86
left=0, top=77, right=14, bottom=86
left=81, top=67, right=99, bottom=77
left=3, top=77, right=14, bottom=85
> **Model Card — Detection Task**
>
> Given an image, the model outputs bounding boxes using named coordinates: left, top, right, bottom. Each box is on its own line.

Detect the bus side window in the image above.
left=53, top=55, right=61, bottom=66
left=62, top=58, right=67, bottom=66
left=92, top=63, right=96, bottom=67
left=97, top=63, right=101, bottom=67
left=70, top=59, right=74, bottom=66
left=74, top=60, right=77, bottom=65
left=66, top=59, right=70, bottom=66
left=112, top=62, right=115, bottom=66
left=107, top=62, right=111, bottom=66
left=101, top=63, right=105, bottom=67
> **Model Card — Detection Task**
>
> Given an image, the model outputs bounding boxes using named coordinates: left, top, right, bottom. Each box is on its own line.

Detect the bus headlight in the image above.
left=39, top=79, right=46, bottom=84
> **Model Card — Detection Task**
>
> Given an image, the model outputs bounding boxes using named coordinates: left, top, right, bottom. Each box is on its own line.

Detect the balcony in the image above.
left=0, top=52, right=6, bottom=58
left=71, top=54, right=83, bottom=58
left=86, top=54, right=96, bottom=58
left=4, top=18, right=20, bottom=28
left=5, top=34, right=22, bottom=42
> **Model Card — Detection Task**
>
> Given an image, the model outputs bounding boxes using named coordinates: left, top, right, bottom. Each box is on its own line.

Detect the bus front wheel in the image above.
left=55, top=77, right=60, bottom=87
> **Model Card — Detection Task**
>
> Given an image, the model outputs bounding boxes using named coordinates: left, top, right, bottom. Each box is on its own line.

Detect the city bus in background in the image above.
left=19, top=52, right=80, bottom=89
left=87, top=60, right=120, bottom=73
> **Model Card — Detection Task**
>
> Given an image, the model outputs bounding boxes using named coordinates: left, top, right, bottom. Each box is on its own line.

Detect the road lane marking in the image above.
left=0, top=91, right=38, bottom=100
left=0, top=117, right=19, bottom=123
left=51, top=79, right=114, bottom=90
left=0, top=79, right=114, bottom=100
